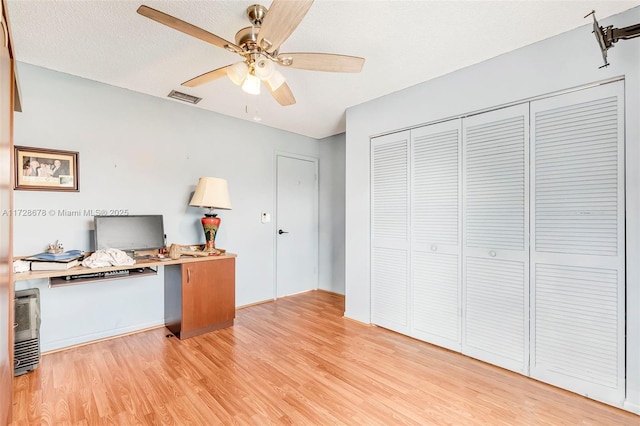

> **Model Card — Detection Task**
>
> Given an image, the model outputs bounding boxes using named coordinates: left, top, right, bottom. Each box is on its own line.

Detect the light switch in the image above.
left=261, top=212, right=271, bottom=224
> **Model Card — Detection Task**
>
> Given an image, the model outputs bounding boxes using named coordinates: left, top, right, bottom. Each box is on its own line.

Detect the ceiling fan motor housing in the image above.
left=235, top=27, right=258, bottom=50
left=246, top=4, right=268, bottom=26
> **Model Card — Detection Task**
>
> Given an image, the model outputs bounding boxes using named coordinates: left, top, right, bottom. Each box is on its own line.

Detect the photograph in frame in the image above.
left=14, top=146, right=79, bottom=191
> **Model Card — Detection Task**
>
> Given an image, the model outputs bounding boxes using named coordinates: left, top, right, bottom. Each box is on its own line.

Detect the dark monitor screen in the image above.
left=94, top=215, right=165, bottom=252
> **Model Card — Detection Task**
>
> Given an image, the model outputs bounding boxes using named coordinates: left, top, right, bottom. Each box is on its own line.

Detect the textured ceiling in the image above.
left=6, top=0, right=639, bottom=139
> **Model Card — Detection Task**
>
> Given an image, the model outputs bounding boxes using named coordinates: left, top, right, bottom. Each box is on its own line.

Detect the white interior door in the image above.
left=276, top=155, right=318, bottom=298
left=462, top=104, right=530, bottom=374
left=529, top=82, right=625, bottom=406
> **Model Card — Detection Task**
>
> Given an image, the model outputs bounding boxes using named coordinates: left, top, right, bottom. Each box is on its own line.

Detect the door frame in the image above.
left=0, top=1, right=13, bottom=423
left=274, top=152, right=319, bottom=299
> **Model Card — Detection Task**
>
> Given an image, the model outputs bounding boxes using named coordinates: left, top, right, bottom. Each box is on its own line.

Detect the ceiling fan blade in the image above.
left=182, top=65, right=233, bottom=87
left=137, top=5, right=241, bottom=52
left=267, top=82, right=296, bottom=106
left=257, top=0, right=314, bottom=53
left=277, top=53, right=365, bottom=73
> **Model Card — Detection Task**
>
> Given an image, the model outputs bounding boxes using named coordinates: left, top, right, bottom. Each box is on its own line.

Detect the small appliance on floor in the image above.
left=14, top=288, right=41, bottom=376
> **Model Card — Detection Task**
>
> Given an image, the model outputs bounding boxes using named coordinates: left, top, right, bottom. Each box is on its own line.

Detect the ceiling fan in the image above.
left=137, top=0, right=365, bottom=106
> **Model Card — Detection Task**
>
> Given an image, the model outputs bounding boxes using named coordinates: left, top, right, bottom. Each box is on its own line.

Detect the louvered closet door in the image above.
left=410, top=121, right=462, bottom=350
left=462, top=104, right=529, bottom=374
left=530, top=82, right=625, bottom=406
left=371, top=131, right=410, bottom=334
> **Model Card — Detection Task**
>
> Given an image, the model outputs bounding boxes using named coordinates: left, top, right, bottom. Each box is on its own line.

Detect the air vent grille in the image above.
left=168, top=90, right=202, bottom=104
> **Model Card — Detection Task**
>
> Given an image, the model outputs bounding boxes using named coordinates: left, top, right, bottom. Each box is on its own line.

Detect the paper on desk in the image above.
left=13, top=260, right=30, bottom=273
left=82, top=249, right=135, bottom=268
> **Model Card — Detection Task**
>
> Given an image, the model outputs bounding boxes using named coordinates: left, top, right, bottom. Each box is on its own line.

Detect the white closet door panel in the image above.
left=462, top=104, right=529, bottom=374
left=534, top=95, right=620, bottom=256
left=372, top=247, right=409, bottom=333
left=410, top=120, right=462, bottom=350
left=530, top=82, right=625, bottom=406
left=411, top=252, right=459, bottom=350
left=533, top=263, right=621, bottom=395
left=412, top=122, right=460, bottom=249
left=464, top=257, right=526, bottom=372
left=371, top=132, right=409, bottom=249
left=464, top=111, right=527, bottom=251
left=371, top=132, right=410, bottom=334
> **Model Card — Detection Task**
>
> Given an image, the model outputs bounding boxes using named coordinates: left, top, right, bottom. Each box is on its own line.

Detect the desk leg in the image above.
left=164, top=264, right=182, bottom=337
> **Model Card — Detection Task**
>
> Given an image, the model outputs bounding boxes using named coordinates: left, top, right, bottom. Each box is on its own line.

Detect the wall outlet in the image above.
left=261, top=213, right=271, bottom=224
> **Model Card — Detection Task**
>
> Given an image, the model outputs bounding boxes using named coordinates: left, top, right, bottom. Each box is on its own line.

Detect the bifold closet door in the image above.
left=462, top=104, right=530, bottom=374
left=530, top=82, right=625, bottom=406
left=410, top=121, right=462, bottom=350
left=371, top=131, right=410, bottom=334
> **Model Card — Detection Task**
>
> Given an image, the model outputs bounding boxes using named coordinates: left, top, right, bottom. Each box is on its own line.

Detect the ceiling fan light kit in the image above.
left=242, top=73, right=261, bottom=95
left=255, top=57, right=275, bottom=79
left=266, top=70, right=286, bottom=91
left=137, top=1, right=365, bottom=106
left=227, top=62, right=249, bottom=86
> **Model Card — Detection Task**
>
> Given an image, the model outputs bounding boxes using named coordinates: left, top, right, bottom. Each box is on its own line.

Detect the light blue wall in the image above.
left=13, top=62, right=331, bottom=351
left=345, top=7, right=640, bottom=413
left=319, top=133, right=345, bottom=295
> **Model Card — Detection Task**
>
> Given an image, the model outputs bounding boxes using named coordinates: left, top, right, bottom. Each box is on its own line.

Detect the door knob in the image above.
left=278, top=229, right=289, bottom=235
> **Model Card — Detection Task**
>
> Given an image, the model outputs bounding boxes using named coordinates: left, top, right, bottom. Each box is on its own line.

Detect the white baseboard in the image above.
left=623, top=400, right=640, bottom=415
left=41, top=319, right=165, bottom=353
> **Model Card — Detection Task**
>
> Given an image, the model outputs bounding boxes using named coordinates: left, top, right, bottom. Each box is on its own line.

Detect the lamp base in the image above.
left=201, top=214, right=221, bottom=251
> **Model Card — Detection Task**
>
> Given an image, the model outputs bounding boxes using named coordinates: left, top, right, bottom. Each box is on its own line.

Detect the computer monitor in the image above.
left=94, top=215, right=165, bottom=253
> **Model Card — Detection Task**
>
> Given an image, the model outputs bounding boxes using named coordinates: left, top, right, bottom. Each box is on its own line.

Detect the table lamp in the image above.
left=189, top=177, right=232, bottom=252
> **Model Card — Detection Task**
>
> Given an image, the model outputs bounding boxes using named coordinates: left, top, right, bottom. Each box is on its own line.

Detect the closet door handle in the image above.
left=489, top=250, right=497, bottom=257
left=187, top=268, right=191, bottom=283
left=430, top=245, right=438, bottom=251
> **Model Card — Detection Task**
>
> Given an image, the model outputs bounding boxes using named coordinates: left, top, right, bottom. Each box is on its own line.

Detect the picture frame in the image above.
left=14, top=146, right=79, bottom=191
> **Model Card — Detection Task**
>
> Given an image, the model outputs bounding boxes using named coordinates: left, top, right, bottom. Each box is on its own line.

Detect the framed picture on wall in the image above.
left=14, top=146, right=79, bottom=191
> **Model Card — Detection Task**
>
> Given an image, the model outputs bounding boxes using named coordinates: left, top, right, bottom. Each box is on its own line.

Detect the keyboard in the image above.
left=64, top=269, right=131, bottom=281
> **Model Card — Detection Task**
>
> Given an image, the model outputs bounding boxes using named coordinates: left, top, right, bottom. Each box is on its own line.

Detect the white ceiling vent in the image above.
left=168, top=90, right=202, bottom=104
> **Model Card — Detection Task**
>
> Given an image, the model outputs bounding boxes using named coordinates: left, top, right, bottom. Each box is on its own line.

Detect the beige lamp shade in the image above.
left=189, top=177, right=232, bottom=210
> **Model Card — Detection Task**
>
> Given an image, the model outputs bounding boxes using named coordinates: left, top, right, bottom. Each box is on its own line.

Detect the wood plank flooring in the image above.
left=11, top=290, right=639, bottom=425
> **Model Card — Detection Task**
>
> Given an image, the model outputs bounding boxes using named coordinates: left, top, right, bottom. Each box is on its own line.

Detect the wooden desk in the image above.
left=14, top=254, right=237, bottom=339
left=14, top=253, right=235, bottom=281
left=164, top=256, right=235, bottom=339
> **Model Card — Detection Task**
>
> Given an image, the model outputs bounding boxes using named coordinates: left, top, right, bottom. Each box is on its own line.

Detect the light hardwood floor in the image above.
left=11, top=290, right=639, bottom=425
